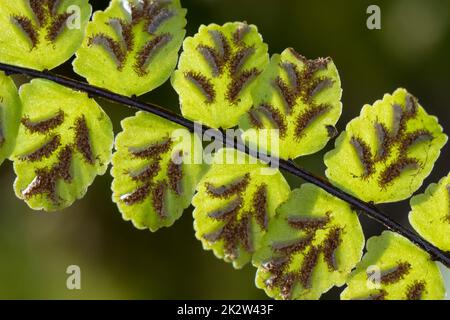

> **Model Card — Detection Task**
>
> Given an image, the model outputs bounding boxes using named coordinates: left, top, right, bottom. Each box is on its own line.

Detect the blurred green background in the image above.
left=0, top=0, right=449, bottom=299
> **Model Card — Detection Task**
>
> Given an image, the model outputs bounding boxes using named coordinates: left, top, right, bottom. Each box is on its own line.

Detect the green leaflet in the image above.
left=239, top=48, right=342, bottom=160
left=409, top=173, right=450, bottom=252
left=0, top=0, right=91, bottom=70
left=324, top=88, right=447, bottom=203
left=171, top=22, right=269, bottom=129
left=0, top=72, right=22, bottom=166
left=341, top=231, right=445, bottom=300
left=73, top=0, right=187, bottom=96
left=253, top=184, right=364, bottom=300
left=11, top=79, right=113, bottom=211
left=111, top=111, right=205, bottom=231
left=192, top=148, right=290, bottom=269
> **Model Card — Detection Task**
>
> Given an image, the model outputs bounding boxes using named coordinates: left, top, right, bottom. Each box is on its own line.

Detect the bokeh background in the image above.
left=0, top=0, right=449, bottom=299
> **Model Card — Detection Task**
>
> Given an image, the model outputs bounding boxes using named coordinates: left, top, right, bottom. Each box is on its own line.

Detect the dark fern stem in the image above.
left=0, top=62, right=448, bottom=268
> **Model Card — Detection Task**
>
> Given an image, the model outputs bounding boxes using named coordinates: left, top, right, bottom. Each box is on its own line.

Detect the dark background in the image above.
left=0, top=0, right=448, bottom=299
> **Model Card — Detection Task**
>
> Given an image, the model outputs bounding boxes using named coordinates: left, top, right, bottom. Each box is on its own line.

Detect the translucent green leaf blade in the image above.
left=12, top=79, right=114, bottom=211
left=341, top=231, right=445, bottom=300
left=324, top=88, right=447, bottom=203
left=239, top=48, right=342, bottom=160
left=111, top=111, right=206, bottom=231
left=0, top=72, right=22, bottom=166
left=73, top=0, right=187, bottom=96
left=192, top=148, right=290, bottom=268
left=409, top=173, right=450, bottom=251
left=253, top=184, right=364, bottom=300
left=171, top=22, right=269, bottom=129
left=0, top=0, right=92, bottom=70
